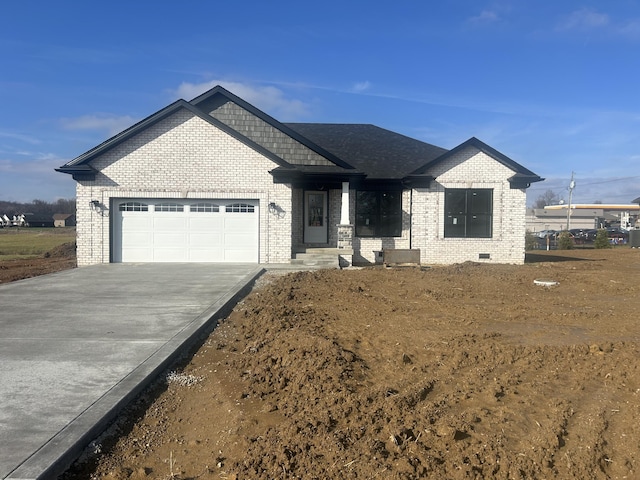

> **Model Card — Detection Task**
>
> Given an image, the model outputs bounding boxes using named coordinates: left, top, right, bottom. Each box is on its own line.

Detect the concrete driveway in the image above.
left=0, top=263, right=263, bottom=480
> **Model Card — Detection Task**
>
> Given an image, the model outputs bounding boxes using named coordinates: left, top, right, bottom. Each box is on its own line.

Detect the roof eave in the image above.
left=54, top=164, right=98, bottom=181
left=60, top=100, right=192, bottom=167
left=412, top=137, right=542, bottom=181
left=58, top=99, right=292, bottom=170
left=269, top=167, right=365, bottom=188
left=401, top=174, right=435, bottom=188
left=508, top=173, right=545, bottom=189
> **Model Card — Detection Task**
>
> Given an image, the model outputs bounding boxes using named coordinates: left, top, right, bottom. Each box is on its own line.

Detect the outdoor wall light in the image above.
left=89, top=200, right=109, bottom=217
left=268, top=202, right=286, bottom=218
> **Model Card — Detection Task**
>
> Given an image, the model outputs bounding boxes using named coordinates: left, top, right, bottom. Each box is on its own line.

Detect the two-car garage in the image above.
left=111, top=199, right=259, bottom=263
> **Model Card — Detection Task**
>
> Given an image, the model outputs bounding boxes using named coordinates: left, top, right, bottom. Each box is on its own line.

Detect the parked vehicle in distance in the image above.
left=606, top=227, right=629, bottom=244
left=537, top=229, right=557, bottom=238
left=583, top=229, right=599, bottom=242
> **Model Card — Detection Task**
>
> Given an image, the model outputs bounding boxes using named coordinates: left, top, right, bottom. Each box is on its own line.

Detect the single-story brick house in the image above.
left=57, top=85, right=543, bottom=267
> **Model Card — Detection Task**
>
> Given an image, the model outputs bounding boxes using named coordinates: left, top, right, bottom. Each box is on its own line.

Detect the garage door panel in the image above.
left=189, top=232, right=223, bottom=248
left=122, top=216, right=153, bottom=232
left=224, top=215, right=257, bottom=229
left=153, top=247, right=188, bottom=262
left=224, top=248, right=257, bottom=262
left=188, top=248, right=224, bottom=262
left=114, top=199, right=258, bottom=263
left=225, top=232, right=257, bottom=247
left=122, top=232, right=153, bottom=245
left=154, top=217, right=188, bottom=231
left=121, top=247, right=153, bottom=263
left=154, top=232, right=188, bottom=247
left=188, top=216, right=224, bottom=230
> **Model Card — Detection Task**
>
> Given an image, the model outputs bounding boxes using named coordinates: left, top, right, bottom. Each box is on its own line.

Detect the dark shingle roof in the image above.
left=284, top=123, right=447, bottom=179
left=57, top=85, right=542, bottom=187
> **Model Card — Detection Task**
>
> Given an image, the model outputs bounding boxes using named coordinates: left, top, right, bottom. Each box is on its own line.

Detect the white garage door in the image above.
left=112, top=199, right=259, bottom=263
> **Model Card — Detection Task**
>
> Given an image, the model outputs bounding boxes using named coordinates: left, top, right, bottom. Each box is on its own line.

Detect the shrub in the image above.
left=525, top=231, right=538, bottom=250
left=557, top=231, right=573, bottom=250
left=594, top=228, right=611, bottom=249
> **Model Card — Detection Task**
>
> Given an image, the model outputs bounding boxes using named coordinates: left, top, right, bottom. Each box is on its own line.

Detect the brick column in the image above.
left=337, top=224, right=353, bottom=250
left=337, top=223, right=354, bottom=267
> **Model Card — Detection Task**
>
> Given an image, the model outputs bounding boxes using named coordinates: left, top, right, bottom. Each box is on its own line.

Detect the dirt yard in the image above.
left=0, top=242, right=76, bottom=283
left=47, top=248, right=639, bottom=479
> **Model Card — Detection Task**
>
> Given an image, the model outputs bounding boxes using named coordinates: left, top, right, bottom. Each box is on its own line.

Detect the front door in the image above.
left=304, top=191, right=328, bottom=243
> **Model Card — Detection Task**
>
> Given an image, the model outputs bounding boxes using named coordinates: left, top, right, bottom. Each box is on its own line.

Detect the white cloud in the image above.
left=0, top=152, right=76, bottom=202
left=0, top=131, right=41, bottom=145
left=59, top=114, right=137, bottom=136
left=618, top=18, right=640, bottom=39
left=468, top=10, right=500, bottom=24
left=554, top=8, right=640, bottom=41
left=171, top=80, right=311, bottom=120
left=557, top=8, right=610, bottom=31
left=352, top=81, right=372, bottom=93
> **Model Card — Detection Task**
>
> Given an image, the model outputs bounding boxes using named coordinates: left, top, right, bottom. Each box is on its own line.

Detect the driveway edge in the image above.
left=7, top=266, right=265, bottom=480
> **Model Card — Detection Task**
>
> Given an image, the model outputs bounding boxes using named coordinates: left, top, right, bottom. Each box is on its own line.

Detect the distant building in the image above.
left=24, top=214, right=55, bottom=228
left=526, top=204, right=640, bottom=233
left=53, top=213, right=76, bottom=227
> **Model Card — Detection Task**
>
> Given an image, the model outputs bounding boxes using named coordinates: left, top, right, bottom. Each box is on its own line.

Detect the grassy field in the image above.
left=0, top=227, right=76, bottom=260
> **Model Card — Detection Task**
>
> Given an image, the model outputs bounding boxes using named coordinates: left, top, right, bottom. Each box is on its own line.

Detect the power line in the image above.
left=527, top=175, right=640, bottom=193
left=578, top=176, right=640, bottom=187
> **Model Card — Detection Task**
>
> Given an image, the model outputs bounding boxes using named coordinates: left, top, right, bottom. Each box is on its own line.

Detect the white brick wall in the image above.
left=411, top=146, right=527, bottom=265
left=287, top=145, right=528, bottom=265
left=76, top=110, right=292, bottom=266
left=74, top=112, right=528, bottom=266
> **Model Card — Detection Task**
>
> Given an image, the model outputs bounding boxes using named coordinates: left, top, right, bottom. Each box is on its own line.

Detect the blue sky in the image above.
left=1, top=1, right=640, bottom=206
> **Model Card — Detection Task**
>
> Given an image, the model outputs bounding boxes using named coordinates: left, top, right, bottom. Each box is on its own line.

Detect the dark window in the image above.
left=444, top=189, right=493, bottom=238
left=356, top=190, right=402, bottom=237
left=155, top=203, right=184, bottom=212
left=226, top=203, right=255, bottom=213
left=190, top=203, right=219, bottom=212
left=119, top=201, right=148, bottom=212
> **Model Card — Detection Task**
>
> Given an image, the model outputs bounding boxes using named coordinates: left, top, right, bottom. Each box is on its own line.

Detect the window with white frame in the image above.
left=119, top=202, right=148, bottom=212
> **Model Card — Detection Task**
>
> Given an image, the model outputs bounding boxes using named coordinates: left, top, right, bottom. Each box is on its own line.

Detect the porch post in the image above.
left=340, top=181, right=350, bottom=224
left=337, top=181, right=354, bottom=267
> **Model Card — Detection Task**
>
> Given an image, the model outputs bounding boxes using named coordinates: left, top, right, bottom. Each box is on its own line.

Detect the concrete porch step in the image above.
left=292, top=255, right=339, bottom=267
left=296, top=247, right=354, bottom=255
left=289, top=248, right=354, bottom=269
left=291, top=251, right=341, bottom=268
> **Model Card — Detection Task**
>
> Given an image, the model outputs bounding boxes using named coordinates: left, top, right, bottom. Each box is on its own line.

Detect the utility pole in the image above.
left=566, top=172, right=576, bottom=231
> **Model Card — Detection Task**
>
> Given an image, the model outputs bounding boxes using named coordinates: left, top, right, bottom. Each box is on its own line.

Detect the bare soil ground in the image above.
left=0, top=242, right=76, bottom=283
left=49, top=248, right=640, bottom=479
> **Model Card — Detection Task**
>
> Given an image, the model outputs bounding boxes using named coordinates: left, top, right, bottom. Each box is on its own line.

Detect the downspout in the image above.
left=409, top=188, right=412, bottom=250
left=90, top=186, right=94, bottom=262
left=102, top=192, right=107, bottom=263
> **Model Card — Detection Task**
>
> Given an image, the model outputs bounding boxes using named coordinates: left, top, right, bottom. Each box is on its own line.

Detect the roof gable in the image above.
left=190, top=86, right=353, bottom=169
left=57, top=98, right=294, bottom=179
left=412, top=137, right=544, bottom=188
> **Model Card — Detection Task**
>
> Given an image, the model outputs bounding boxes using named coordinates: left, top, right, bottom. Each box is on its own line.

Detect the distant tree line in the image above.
left=0, top=198, right=76, bottom=217
left=531, top=189, right=603, bottom=209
